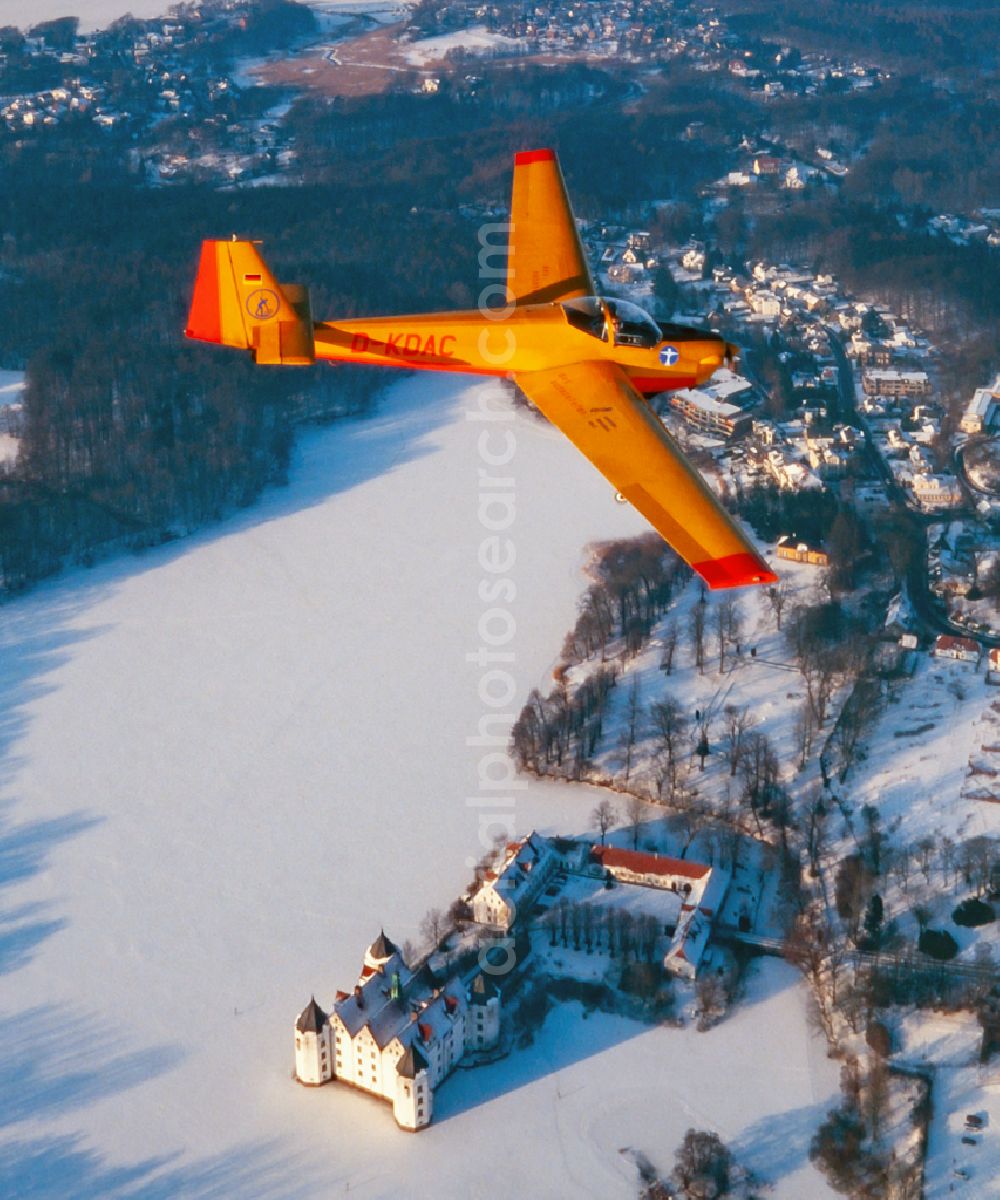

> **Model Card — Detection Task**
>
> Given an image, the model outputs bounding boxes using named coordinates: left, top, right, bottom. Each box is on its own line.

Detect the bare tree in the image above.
left=420, top=907, right=448, bottom=950
left=592, top=797, right=617, bottom=844
left=833, top=676, right=881, bottom=781
left=724, top=703, right=753, bottom=777
left=724, top=595, right=742, bottom=646
left=695, top=974, right=727, bottom=1031
left=674, top=785, right=710, bottom=856
left=783, top=906, right=835, bottom=1038
left=794, top=701, right=816, bottom=770
left=625, top=791, right=645, bottom=850
left=866, top=1055, right=890, bottom=1142
left=738, top=730, right=779, bottom=832
left=941, top=834, right=956, bottom=889
left=692, top=602, right=706, bottom=674
left=912, top=902, right=931, bottom=932
left=804, top=786, right=827, bottom=877
left=620, top=674, right=642, bottom=786
left=715, top=595, right=742, bottom=673
left=917, top=835, right=936, bottom=882
left=801, top=651, right=837, bottom=728
left=558, top=897, right=570, bottom=946
left=715, top=600, right=729, bottom=674
left=894, top=842, right=912, bottom=893
left=582, top=585, right=615, bottom=662
left=650, top=695, right=687, bottom=799
left=769, top=579, right=790, bottom=631
left=659, top=621, right=679, bottom=675
left=581, top=902, right=595, bottom=952
left=672, top=1128, right=732, bottom=1197
left=693, top=722, right=711, bottom=772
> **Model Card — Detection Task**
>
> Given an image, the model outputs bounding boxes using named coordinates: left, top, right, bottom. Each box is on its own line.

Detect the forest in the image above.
left=722, top=0, right=1000, bottom=77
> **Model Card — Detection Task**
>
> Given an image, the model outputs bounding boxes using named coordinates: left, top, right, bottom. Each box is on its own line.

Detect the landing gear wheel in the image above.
left=615, top=491, right=627, bottom=504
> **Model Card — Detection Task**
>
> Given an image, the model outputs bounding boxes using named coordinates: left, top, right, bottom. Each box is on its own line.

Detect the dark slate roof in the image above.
left=469, top=973, right=498, bottom=1005
left=396, top=1043, right=430, bottom=1079
left=369, top=930, right=399, bottom=960
left=334, top=957, right=412, bottom=1039
left=296, top=996, right=328, bottom=1034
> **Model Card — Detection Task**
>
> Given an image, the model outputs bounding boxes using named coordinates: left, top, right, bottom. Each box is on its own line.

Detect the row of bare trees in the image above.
left=510, top=666, right=619, bottom=777
left=679, top=593, right=744, bottom=677
left=559, top=534, right=686, bottom=670
left=543, top=900, right=663, bottom=962
left=513, top=535, right=687, bottom=778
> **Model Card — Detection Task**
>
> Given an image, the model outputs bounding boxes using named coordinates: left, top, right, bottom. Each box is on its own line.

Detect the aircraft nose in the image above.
left=697, top=336, right=728, bottom=368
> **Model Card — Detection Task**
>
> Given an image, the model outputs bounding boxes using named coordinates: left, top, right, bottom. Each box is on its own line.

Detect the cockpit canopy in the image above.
left=561, top=296, right=662, bottom=349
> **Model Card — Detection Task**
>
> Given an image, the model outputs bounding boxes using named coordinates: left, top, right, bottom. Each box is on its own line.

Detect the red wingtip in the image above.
left=514, top=148, right=556, bottom=165
left=692, top=553, right=779, bottom=590
left=186, top=241, right=222, bottom=344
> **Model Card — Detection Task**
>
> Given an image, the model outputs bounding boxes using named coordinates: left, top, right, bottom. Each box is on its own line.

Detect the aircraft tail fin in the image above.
left=185, top=239, right=315, bottom=365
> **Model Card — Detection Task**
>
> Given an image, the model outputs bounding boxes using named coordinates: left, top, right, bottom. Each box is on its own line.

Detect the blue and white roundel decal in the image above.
left=659, top=344, right=680, bottom=366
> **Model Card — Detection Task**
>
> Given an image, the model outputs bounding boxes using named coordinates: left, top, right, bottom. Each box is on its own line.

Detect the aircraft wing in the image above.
left=515, top=360, right=777, bottom=589
left=508, top=149, right=595, bottom=306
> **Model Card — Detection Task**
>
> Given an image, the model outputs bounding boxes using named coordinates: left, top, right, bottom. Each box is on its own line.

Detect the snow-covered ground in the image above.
left=0, top=373, right=839, bottom=1196
left=6, top=0, right=413, bottom=35
left=850, top=655, right=998, bottom=848
left=898, top=1010, right=1000, bottom=1198
left=404, top=25, right=518, bottom=65
left=553, top=550, right=823, bottom=804
left=0, top=370, right=24, bottom=466
left=0, top=370, right=24, bottom=403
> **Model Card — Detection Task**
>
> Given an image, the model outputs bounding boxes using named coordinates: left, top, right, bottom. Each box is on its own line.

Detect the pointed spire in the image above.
left=396, top=1042, right=429, bottom=1079
left=296, top=995, right=328, bottom=1034
left=369, top=929, right=398, bottom=960
left=470, top=973, right=498, bottom=1005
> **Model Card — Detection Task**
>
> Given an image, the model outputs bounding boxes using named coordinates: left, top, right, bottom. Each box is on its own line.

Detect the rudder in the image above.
left=185, top=240, right=314, bottom=365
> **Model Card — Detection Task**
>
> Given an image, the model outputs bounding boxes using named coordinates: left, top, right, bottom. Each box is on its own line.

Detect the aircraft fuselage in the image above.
left=314, top=305, right=728, bottom=396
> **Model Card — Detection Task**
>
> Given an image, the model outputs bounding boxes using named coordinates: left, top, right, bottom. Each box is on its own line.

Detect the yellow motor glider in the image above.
left=185, top=148, right=776, bottom=589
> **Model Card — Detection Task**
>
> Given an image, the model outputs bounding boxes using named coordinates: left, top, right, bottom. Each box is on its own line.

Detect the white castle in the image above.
left=294, top=932, right=501, bottom=1131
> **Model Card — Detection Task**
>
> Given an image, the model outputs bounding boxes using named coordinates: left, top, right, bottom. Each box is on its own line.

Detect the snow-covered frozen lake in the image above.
left=5, top=0, right=411, bottom=35
left=0, top=373, right=839, bottom=1197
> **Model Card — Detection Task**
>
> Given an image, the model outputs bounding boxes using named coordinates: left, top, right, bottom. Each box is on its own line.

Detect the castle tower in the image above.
left=393, top=1043, right=432, bottom=1130
left=467, top=972, right=501, bottom=1051
left=294, top=996, right=333, bottom=1086
left=362, top=930, right=400, bottom=982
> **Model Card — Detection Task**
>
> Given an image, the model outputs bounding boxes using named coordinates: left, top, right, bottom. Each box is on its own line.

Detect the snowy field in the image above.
left=0, top=370, right=24, bottom=466
left=0, top=373, right=840, bottom=1196
left=5, top=0, right=413, bottom=35
left=404, top=25, right=518, bottom=65
left=899, top=1010, right=1000, bottom=1197
left=849, top=656, right=997, bottom=848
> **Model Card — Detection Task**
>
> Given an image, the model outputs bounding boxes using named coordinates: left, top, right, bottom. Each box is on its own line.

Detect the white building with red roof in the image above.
left=294, top=931, right=501, bottom=1131
left=933, top=634, right=981, bottom=664
left=471, top=831, right=560, bottom=929
left=590, top=846, right=730, bottom=980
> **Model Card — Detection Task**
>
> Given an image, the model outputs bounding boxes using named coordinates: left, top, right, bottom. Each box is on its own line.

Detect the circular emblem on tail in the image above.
left=246, top=288, right=279, bottom=321
left=659, top=344, right=680, bottom=366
